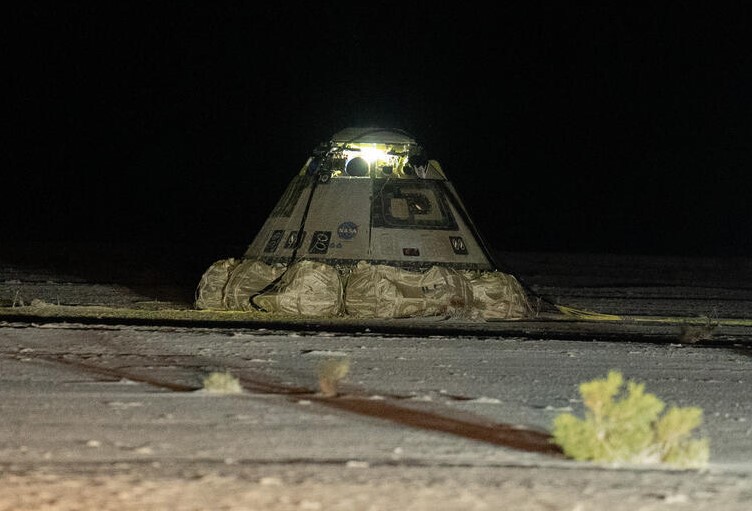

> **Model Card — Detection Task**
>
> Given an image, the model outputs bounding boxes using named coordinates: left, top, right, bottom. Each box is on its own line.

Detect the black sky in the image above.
left=5, top=2, right=752, bottom=257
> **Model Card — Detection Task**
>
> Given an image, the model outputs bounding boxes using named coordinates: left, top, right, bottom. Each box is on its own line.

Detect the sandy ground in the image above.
left=3, top=462, right=752, bottom=511
left=1, top=243, right=751, bottom=510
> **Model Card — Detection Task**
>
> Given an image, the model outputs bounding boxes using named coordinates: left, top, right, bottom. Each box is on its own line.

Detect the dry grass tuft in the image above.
left=201, top=371, right=243, bottom=394
left=678, top=317, right=718, bottom=344
left=317, top=358, right=350, bottom=397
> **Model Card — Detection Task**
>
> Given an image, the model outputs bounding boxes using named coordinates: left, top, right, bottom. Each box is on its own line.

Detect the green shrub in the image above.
left=552, top=370, right=709, bottom=469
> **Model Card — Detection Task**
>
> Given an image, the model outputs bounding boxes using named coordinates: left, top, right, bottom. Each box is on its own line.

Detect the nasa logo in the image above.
left=337, top=221, right=358, bottom=240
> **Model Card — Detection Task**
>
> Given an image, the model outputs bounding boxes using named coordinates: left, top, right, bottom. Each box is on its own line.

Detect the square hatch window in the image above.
left=373, top=180, right=457, bottom=230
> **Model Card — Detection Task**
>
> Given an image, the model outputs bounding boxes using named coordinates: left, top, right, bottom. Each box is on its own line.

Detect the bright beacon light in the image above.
left=359, top=146, right=387, bottom=163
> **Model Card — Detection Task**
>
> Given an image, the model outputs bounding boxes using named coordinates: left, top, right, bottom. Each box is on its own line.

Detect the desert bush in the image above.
left=552, top=370, right=709, bottom=468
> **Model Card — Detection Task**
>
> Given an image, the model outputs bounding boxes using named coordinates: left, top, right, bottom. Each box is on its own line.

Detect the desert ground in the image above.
left=1, top=242, right=751, bottom=510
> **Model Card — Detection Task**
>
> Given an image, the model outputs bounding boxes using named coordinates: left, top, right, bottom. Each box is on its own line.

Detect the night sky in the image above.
left=6, top=2, right=752, bottom=257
